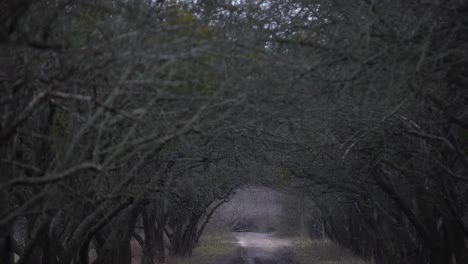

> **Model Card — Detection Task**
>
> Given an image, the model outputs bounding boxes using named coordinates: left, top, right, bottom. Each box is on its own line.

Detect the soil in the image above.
left=215, top=232, right=295, bottom=264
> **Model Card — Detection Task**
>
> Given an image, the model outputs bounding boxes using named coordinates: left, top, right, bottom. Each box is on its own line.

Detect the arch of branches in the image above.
left=1, top=1, right=468, bottom=264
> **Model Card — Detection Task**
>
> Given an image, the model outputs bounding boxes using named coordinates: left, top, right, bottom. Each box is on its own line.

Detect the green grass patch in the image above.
left=169, top=233, right=237, bottom=264
left=291, top=238, right=371, bottom=264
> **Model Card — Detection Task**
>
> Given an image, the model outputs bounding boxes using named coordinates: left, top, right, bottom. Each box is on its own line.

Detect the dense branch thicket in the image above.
left=1, top=1, right=467, bottom=264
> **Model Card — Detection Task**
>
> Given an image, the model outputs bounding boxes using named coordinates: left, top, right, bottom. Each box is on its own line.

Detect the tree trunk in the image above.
left=154, top=214, right=166, bottom=264
left=0, top=188, right=13, bottom=264
left=17, top=215, right=50, bottom=264
left=0, top=111, right=14, bottom=263
left=93, top=201, right=143, bottom=264
left=142, top=207, right=156, bottom=264
left=170, top=214, right=200, bottom=258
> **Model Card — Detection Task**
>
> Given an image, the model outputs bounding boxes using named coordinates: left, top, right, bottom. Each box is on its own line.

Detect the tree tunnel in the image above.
left=1, top=1, right=468, bottom=264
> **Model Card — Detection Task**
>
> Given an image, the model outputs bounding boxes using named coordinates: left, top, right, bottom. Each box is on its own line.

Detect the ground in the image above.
left=291, top=238, right=370, bottom=264
left=171, top=232, right=371, bottom=264
left=166, top=233, right=238, bottom=264
left=234, top=232, right=293, bottom=264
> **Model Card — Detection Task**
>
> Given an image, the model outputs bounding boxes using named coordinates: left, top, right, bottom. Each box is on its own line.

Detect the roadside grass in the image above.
left=291, top=238, right=371, bottom=264
left=168, top=233, right=237, bottom=264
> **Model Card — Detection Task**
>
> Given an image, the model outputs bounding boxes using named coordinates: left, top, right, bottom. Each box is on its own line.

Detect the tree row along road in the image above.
left=1, top=1, right=467, bottom=264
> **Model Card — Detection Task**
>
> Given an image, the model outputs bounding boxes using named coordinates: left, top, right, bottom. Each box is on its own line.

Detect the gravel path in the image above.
left=232, top=232, right=294, bottom=264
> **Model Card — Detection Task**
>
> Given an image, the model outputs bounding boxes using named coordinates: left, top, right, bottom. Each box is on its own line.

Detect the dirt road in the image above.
left=232, top=232, right=294, bottom=264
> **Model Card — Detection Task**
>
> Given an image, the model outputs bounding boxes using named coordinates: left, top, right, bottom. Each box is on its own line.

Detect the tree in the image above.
left=1, top=1, right=467, bottom=264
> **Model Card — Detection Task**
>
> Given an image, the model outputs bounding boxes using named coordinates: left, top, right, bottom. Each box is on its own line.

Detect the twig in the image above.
left=342, top=99, right=407, bottom=159
left=2, top=163, right=101, bottom=188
